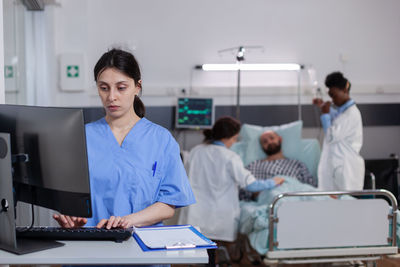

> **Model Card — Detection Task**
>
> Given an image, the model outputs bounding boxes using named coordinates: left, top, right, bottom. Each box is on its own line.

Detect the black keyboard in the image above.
left=16, top=226, right=133, bottom=243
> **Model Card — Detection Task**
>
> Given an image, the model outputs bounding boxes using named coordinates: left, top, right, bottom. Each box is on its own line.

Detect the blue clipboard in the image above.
left=133, top=224, right=217, bottom=251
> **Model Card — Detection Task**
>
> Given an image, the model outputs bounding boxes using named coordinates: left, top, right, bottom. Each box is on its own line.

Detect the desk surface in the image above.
left=0, top=237, right=208, bottom=265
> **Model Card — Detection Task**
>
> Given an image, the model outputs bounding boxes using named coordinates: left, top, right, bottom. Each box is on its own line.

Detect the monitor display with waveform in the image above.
left=176, top=98, right=214, bottom=129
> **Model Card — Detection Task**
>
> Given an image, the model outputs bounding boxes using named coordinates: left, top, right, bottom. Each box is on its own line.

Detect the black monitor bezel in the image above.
left=175, top=97, right=215, bottom=129
left=0, top=104, right=92, bottom=218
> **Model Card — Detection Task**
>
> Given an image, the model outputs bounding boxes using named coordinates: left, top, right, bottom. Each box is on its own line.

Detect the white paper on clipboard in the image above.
left=134, top=225, right=215, bottom=249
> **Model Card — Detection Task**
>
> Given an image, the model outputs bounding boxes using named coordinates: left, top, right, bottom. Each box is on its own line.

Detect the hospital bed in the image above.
left=231, top=121, right=400, bottom=266
left=236, top=178, right=400, bottom=266
left=264, top=189, right=398, bottom=266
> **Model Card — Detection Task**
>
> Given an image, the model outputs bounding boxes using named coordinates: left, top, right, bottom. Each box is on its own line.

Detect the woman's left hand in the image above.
left=273, top=177, right=285, bottom=186
left=96, top=203, right=175, bottom=229
left=96, top=216, right=129, bottom=229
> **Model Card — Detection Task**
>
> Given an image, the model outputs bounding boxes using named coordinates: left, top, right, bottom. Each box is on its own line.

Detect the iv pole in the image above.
left=217, top=46, right=264, bottom=120
left=235, top=46, right=244, bottom=120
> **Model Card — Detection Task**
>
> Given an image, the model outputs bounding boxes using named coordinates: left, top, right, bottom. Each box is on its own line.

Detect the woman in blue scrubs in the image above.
left=53, top=49, right=195, bottom=230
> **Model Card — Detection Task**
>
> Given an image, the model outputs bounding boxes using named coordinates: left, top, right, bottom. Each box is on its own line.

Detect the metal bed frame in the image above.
left=264, top=189, right=398, bottom=266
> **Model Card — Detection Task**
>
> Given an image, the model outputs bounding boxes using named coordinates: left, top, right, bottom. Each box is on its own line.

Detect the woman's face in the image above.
left=327, top=86, right=349, bottom=107
left=96, top=68, right=141, bottom=119
left=225, top=133, right=239, bottom=148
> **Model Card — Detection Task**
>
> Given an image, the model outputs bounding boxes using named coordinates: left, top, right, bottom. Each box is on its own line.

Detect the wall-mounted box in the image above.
left=59, top=53, right=85, bottom=92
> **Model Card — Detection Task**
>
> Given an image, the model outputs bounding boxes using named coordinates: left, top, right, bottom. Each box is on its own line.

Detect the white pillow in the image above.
left=231, top=121, right=303, bottom=166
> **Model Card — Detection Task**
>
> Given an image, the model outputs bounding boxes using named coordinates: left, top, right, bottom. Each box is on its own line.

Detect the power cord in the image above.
left=16, top=204, right=35, bottom=232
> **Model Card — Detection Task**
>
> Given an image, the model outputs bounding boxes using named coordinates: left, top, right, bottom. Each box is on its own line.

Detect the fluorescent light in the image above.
left=200, top=63, right=301, bottom=71
left=201, top=64, right=239, bottom=71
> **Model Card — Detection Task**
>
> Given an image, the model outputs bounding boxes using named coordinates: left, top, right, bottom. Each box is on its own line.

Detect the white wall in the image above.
left=33, top=0, right=400, bottom=107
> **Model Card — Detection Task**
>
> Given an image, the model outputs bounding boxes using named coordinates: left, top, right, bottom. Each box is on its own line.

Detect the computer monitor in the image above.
left=0, top=104, right=91, bottom=254
left=175, top=97, right=214, bottom=129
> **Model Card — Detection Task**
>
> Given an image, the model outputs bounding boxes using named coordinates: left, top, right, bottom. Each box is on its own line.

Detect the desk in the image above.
left=0, top=238, right=208, bottom=265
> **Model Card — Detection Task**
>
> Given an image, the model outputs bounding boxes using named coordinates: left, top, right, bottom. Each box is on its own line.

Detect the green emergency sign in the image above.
left=4, top=65, right=13, bottom=78
left=67, top=65, right=79, bottom=78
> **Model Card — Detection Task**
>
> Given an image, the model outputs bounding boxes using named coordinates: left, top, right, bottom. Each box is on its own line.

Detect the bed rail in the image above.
left=268, top=189, right=398, bottom=252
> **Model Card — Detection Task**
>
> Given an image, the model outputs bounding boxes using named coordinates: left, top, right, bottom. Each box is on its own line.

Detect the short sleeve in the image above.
left=156, top=134, right=196, bottom=208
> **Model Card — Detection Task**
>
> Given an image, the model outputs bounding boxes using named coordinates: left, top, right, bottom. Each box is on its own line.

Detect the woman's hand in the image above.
left=96, top=216, right=130, bottom=229
left=96, top=215, right=142, bottom=229
left=53, top=214, right=87, bottom=228
left=97, top=214, right=157, bottom=229
left=313, top=98, right=331, bottom=114
left=273, top=177, right=285, bottom=186
left=96, top=203, right=176, bottom=229
left=312, top=98, right=324, bottom=107
left=320, top=101, right=331, bottom=114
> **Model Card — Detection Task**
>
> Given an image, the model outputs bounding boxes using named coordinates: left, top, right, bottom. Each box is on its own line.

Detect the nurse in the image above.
left=178, top=116, right=284, bottom=265
left=313, top=71, right=364, bottom=191
left=53, top=48, right=195, bottom=229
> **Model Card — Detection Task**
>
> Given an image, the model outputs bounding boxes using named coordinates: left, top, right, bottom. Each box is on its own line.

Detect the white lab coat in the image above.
left=318, top=104, right=365, bottom=191
left=178, top=144, right=256, bottom=242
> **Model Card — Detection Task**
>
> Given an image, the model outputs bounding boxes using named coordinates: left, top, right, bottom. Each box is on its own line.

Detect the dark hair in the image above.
left=325, top=71, right=351, bottom=92
left=203, top=116, right=241, bottom=143
left=94, top=48, right=145, bottom=118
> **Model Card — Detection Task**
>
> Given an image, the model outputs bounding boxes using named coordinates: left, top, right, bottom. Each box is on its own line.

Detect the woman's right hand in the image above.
left=53, top=214, right=87, bottom=228
left=313, top=98, right=331, bottom=113
left=273, top=177, right=285, bottom=186
left=320, top=101, right=331, bottom=114
left=312, top=98, right=324, bottom=107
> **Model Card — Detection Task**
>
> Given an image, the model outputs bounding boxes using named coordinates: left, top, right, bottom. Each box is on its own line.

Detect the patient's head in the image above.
left=260, top=130, right=282, bottom=156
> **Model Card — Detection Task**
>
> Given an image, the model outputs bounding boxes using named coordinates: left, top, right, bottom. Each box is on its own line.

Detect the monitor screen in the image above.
left=0, top=104, right=92, bottom=218
left=175, top=98, right=214, bottom=129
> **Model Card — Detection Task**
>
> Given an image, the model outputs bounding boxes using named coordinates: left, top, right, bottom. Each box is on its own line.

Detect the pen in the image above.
left=166, top=242, right=196, bottom=249
left=152, top=161, right=157, bottom=176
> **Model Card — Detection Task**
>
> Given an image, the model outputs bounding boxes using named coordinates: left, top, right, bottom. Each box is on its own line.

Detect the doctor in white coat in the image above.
left=178, top=116, right=284, bottom=266
left=313, top=72, right=364, bottom=191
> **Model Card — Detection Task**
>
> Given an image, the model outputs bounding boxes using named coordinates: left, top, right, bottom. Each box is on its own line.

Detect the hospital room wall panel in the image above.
left=82, top=103, right=400, bottom=128
left=81, top=104, right=400, bottom=159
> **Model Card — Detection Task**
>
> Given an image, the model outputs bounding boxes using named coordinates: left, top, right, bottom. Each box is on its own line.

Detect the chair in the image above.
left=364, top=155, right=400, bottom=204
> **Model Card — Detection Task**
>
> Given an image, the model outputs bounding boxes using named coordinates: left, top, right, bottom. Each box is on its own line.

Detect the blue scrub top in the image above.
left=85, top=117, right=195, bottom=226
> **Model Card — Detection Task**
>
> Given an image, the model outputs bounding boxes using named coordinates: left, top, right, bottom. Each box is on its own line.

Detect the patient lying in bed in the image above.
left=240, top=130, right=316, bottom=201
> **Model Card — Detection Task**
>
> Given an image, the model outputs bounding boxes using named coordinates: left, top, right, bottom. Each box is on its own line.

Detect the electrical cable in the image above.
left=16, top=204, right=35, bottom=232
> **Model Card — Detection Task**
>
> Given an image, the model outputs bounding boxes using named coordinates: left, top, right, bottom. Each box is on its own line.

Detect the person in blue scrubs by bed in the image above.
left=53, top=48, right=195, bottom=231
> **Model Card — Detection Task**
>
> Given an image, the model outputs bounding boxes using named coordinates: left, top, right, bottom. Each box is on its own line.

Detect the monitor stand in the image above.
left=0, top=133, right=64, bottom=255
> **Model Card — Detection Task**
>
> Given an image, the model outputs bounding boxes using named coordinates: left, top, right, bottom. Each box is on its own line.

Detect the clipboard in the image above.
left=132, top=224, right=217, bottom=251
